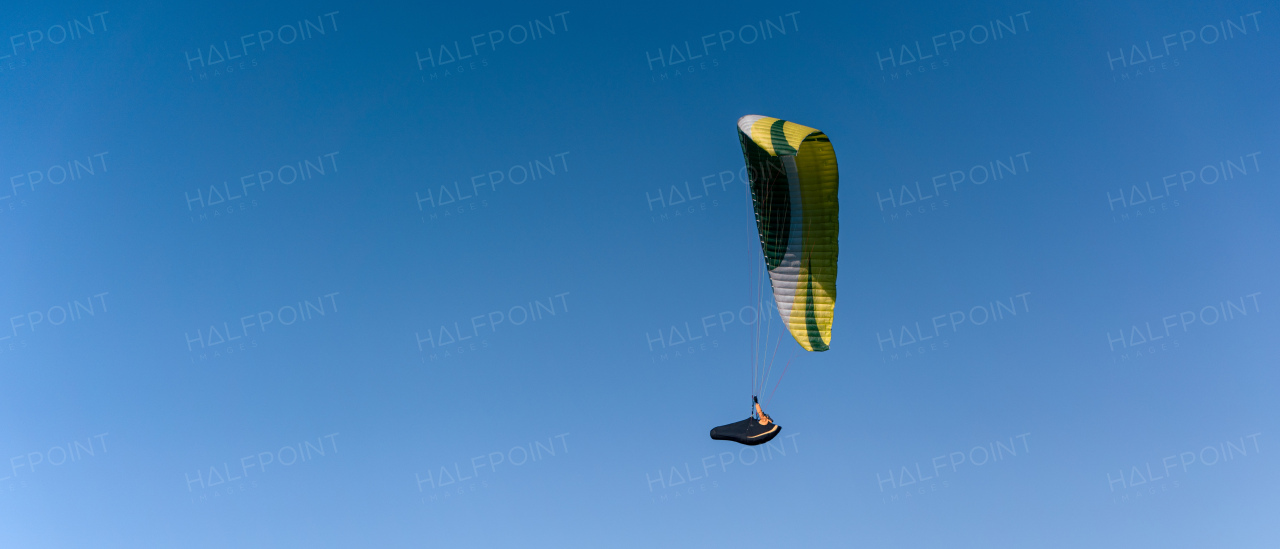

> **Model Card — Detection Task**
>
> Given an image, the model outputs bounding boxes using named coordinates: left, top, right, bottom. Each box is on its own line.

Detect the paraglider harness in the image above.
left=710, top=396, right=781, bottom=446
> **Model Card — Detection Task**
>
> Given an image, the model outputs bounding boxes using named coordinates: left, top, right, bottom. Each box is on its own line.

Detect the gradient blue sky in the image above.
left=1, top=1, right=1277, bottom=547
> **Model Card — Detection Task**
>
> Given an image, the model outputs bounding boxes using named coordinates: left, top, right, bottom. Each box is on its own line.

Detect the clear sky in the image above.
left=1, top=1, right=1277, bottom=547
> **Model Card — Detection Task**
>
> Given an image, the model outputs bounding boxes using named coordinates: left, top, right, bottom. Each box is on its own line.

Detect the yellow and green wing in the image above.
left=737, top=115, right=838, bottom=352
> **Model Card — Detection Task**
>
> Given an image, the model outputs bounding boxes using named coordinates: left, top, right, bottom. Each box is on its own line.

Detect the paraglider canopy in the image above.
left=736, top=114, right=838, bottom=352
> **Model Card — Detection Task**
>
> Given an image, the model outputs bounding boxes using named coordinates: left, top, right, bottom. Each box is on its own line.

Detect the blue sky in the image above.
left=1, top=1, right=1277, bottom=547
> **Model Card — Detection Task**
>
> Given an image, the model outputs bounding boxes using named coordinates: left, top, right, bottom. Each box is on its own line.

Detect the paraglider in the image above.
left=711, top=115, right=839, bottom=446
